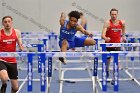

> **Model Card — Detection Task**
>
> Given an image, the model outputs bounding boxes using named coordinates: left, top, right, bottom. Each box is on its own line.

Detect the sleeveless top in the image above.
left=0, top=29, right=18, bottom=63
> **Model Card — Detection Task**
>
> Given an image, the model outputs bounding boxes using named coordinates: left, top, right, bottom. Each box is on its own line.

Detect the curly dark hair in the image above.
left=79, top=12, right=83, bottom=16
left=68, top=11, right=80, bottom=20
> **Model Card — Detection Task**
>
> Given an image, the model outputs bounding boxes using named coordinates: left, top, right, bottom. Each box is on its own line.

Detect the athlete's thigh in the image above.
left=0, top=61, right=9, bottom=79
left=74, top=36, right=87, bottom=47
left=59, top=39, right=75, bottom=49
left=59, top=39, right=69, bottom=48
left=7, top=63, right=18, bottom=79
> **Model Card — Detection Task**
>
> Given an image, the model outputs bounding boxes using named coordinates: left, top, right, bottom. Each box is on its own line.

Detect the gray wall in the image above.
left=0, top=0, right=140, bottom=33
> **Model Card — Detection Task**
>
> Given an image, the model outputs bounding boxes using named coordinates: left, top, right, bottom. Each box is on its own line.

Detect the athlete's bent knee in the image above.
left=91, top=40, right=96, bottom=45
left=1, top=77, right=9, bottom=83
left=62, top=39, right=68, bottom=45
left=12, top=87, right=19, bottom=92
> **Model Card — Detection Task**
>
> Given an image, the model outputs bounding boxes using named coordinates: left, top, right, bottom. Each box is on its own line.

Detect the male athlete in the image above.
left=59, top=11, right=96, bottom=64
left=0, top=16, right=23, bottom=93
left=101, top=8, right=126, bottom=85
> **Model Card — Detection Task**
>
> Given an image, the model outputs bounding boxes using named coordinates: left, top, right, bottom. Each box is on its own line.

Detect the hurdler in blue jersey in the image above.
left=59, top=11, right=96, bottom=64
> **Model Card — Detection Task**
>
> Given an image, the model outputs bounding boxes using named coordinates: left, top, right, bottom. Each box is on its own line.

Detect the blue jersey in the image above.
left=59, top=20, right=77, bottom=41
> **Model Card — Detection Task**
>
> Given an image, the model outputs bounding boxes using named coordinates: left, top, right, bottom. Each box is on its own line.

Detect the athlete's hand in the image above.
left=19, top=45, right=24, bottom=51
left=105, top=37, right=111, bottom=42
left=88, top=32, right=93, bottom=37
left=121, top=36, right=126, bottom=42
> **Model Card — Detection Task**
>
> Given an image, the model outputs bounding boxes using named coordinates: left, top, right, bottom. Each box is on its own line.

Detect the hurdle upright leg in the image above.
left=93, top=57, right=98, bottom=93
left=39, top=53, right=46, bottom=92
left=113, top=53, right=119, bottom=92
left=27, top=53, right=34, bottom=92
left=37, top=44, right=45, bottom=73
left=48, top=57, right=53, bottom=93
left=102, top=53, right=108, bottom=92
left=58, top=58, right=62, bottom=81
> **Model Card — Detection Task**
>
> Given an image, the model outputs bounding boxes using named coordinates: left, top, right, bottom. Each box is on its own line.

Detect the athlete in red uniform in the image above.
left=0, top=16, right=23, bottom=93
left=101, top=8, right=126, bottom=85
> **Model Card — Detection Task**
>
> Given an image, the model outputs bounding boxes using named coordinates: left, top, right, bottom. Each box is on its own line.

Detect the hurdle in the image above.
left=47, top=32, right=58, bottom=51
left=100, top=43, right=140, bottom=92
left=19, top=32, right=59, bottom=92
left=40, top=51, right=140, bottom=93
left=19, top=43, right=46, bottom=73
left=21, top=32, right=49, bottom=38
left=44, top=51, right=120, bottom=93
left=55, top=51, right=125, bottom=93
left=18, top=39, right=49, bottom=92
left=27, top=52, right=50, bottom=92
left=0, top=52, right=47, bottom=92
left=21, top=32, right=59, bottom=51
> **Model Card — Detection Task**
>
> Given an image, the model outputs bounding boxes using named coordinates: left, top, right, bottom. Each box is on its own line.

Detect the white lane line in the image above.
left=17, top=76, right=28, bottom=93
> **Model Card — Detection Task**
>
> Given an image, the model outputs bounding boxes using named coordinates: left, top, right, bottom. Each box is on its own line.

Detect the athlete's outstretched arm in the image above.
left=76, top=25, right=93, bottom=37
left=121, top=20, right=126, bottom=42
left=80, top=16, right=87, bottom=28
left=15, top=29, right=24, bottom=51
left=101, top=21, right=110, bottom=42
left=121, top=20, right=126, bottom=35
left=59, top=12, right=66, bottom=26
